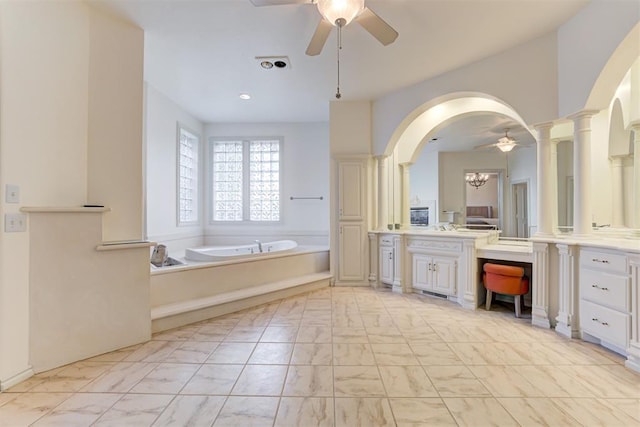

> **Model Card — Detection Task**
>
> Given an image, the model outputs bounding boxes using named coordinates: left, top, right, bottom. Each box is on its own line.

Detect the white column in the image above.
left=610, top=156, right=626, bottom=228
left=400, top=162, right=412, bottom=229
left=461, top=239, right=477, bottom=309
left=368, top=232, right=378, bottom=288
left=555, top=244, right=579, bottom=338
left=376, top=155, right=389, bottom=231
left=531, top=242, right=550, bottom=328
left=569, top=110, right=598, bottom=236
left=631, top=123, right=640, bottom=232
left=550, top=139, right=559, bottom=233
left=392, top=234, right=403, bottom=293
left=625, top=253, right=640, bottom=373
left=534, top=122, right=555, bottom=237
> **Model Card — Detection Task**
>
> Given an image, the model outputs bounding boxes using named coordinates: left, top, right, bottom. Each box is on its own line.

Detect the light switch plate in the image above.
left=5, top=184, right=19, bottom=203
left=5, top=213, right=27, bottom=232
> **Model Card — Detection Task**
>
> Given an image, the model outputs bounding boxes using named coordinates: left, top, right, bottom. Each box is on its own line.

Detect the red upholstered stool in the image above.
left=483, top=263, right=529, bottom=318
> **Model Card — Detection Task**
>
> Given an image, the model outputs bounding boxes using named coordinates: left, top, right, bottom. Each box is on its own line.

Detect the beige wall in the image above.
left=0, top=2, right=144, bottom=388
left=88, top=7, right=144, bottom=242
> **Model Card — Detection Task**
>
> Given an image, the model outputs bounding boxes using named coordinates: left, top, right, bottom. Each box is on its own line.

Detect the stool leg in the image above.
left=515, top=295, right=521, bottom=318
left=486, top=290, right=492, bottom=311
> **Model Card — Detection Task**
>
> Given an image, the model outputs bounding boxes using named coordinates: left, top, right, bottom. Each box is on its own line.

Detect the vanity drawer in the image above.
left=580, top=249, right=628, bottom=274
left=580, top=268, right=630, bottom=312
left=380, top=235, right=394, bottom=246
left=580, top=300, right=630, bottom=350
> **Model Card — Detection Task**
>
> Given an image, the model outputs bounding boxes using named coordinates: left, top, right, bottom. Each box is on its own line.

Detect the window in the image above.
left=211, top=138, right=281, bottom=222
left=177, top=125, right=200, bottom=225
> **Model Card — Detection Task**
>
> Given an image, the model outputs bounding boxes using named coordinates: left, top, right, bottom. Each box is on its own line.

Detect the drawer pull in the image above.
left=591, top=284, right=609, bottom=291
left=591, top=317, right=609, bottom=326
left=592, top=258, right=610, bottom=264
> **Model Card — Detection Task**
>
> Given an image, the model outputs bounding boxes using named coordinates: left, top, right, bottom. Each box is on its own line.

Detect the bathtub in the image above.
left=185, top=239, right=298, bottom=262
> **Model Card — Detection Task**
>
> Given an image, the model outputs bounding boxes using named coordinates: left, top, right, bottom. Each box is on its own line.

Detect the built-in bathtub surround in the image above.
left=151, top=247, right=330, bottom=332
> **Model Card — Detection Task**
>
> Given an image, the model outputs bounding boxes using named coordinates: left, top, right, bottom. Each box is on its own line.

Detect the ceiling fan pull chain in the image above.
left=336, top=22, right=342, bottom=99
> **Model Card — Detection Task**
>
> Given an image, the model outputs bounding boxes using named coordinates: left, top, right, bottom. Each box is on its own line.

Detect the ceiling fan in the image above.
left=249, top=0, right=399, bottom=56
left=474, top=128, right=527, bottom=152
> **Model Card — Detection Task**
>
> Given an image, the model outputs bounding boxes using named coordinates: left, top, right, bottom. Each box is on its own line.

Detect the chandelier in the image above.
left=466, top=172, right=489, bottom=189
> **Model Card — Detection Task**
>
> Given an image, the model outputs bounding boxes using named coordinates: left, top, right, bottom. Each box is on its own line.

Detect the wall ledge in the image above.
left=21, top=206, right=110, bottom=213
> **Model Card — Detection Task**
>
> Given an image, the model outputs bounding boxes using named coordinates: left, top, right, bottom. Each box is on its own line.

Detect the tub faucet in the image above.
left=255, top=240, right=263, bottom=253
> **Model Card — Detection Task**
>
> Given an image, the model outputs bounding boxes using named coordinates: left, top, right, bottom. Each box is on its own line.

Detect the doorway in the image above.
left=512, top=181, right=529, bottom=238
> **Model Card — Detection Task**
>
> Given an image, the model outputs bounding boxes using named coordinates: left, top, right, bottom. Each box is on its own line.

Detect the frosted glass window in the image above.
left=211, top=138, right=281, bottom=222
left=177, top=126, right=199, bottom=225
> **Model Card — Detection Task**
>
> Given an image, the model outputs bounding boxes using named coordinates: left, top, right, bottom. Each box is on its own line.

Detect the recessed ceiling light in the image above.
left=239, top=93, right=251, bottom=100
left=260, top=61, right=274, bottom=69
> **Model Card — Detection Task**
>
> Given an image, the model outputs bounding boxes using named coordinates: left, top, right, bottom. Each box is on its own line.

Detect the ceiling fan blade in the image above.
left=249, top=0, right=309, bottom=6
left=306, top=19, right=333, bottom=56
left=355, top=7, right=398, bottom=46
left=473, top=142, right=498, bottom=150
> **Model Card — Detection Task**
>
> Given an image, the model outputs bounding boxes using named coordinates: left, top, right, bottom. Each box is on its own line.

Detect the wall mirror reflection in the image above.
left=409, top=114, right=536, bottom=237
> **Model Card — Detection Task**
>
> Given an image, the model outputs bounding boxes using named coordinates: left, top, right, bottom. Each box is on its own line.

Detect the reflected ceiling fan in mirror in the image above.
left=474, top=128, right=531, bottom=152
left=250, top=0, right=398, bottom=98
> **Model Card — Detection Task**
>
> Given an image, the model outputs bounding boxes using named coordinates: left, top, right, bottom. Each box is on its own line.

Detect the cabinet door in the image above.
left=338, top=223, right=366, bottom=282
left=432, top=256, right=457, bottom=296
left=412, top=254, right=432, bottom=291
left=380, top=246, right=394, bottom=285
left=338, top=161, right=364, bottom=221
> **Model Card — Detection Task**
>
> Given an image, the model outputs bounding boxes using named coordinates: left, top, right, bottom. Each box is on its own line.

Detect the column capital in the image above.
left=374, top=154, right=389, bottom=161
left=533, top=121, right=554, bottom=131
left=399, top=162, right=413, bottom=168
left=567, top=109, right=600, bottom=122
left=629, top=120, right=640, bottom=132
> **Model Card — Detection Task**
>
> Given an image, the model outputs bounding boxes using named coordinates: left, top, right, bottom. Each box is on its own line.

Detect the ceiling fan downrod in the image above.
left=335, top=18, right=345, bottom=99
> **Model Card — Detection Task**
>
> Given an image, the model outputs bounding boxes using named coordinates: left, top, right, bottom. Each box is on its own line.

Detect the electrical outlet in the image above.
left=5, top=213, right=27, bottom=232
left=5, top=184, right=19, bottom=203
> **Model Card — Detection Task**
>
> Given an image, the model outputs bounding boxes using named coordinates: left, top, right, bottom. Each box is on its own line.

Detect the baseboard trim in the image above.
left=0, top=367, right=34, bottom=391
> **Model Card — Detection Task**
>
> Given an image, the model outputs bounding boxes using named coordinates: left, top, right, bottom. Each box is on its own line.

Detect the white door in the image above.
left=513, top=182, right=528, bottom=238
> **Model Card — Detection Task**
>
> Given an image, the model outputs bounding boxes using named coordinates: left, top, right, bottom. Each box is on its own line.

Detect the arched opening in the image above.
left=380, top=93, right=537, bottom=235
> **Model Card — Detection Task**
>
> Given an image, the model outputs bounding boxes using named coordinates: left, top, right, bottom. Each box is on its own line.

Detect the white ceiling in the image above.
left=91, top=0, right=587, bottom=149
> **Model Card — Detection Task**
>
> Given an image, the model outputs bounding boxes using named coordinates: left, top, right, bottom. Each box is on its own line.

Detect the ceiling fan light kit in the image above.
left=317, top=0, right=364, bottom=26
left=250, top=0, right=398, bottom=98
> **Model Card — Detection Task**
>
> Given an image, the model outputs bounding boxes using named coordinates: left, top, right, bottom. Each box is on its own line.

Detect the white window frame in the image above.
left=209, top=137, right=283, bottom=223
left=176, top=124, right=201, bottom=226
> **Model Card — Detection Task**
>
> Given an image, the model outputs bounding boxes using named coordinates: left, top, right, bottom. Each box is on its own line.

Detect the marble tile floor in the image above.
left=2, top=286, right=639, bottom=426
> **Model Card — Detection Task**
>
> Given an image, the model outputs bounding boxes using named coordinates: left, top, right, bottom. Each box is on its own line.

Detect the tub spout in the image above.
left=255, top=240, right=263, bottom=253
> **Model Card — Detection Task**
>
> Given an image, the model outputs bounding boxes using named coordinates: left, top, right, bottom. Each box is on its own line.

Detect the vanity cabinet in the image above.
left=407, top=237, right=462, bottom=298
left=579, top=248, right=631, bottom=352
left=412, top=254, right=457, bottom=295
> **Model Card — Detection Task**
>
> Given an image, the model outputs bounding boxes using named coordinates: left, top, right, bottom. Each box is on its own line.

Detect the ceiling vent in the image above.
left=256, top=56, right=290, bottom=70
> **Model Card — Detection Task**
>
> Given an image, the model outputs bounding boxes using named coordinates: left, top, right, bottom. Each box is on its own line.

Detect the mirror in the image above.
left=409, top=114, right=536, bottom=237
left=556, top=138, right=573, bottom=233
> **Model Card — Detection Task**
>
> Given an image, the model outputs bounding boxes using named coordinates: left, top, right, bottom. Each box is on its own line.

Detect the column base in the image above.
left=554, top=321, right=579, bottom=339
left=625, top=342, right=640, bottom=374
left=532, top=307, right=551, bottom=328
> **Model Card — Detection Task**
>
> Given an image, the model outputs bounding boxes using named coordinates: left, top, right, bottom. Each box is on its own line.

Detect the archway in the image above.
left=378, top=92, right=537, bottom=231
